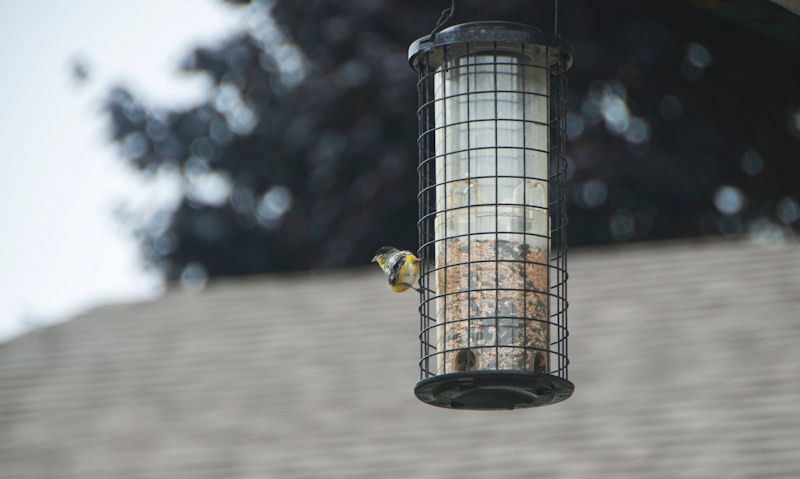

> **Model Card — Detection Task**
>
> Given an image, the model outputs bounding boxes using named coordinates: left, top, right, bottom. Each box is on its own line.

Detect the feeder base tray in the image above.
left=414, top=371, right=573, bottom=410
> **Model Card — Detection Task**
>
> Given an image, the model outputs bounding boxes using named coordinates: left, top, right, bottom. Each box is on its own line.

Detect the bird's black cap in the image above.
left=374, top=246, right=396, bottom=257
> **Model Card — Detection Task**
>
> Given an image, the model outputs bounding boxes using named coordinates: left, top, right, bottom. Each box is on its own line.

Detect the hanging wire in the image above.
left=554, top=0, right=559, bottom=38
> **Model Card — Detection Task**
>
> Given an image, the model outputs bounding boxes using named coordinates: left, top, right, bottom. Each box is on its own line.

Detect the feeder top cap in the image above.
left=408, top=21, right=573, bottom=71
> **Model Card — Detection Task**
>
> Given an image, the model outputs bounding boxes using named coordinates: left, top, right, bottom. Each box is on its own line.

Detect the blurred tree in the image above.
left=106, top=0, right=800, bottom=281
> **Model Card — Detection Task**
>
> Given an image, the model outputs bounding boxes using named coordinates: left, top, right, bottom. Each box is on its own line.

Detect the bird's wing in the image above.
left=387, top=252, right=406, bottom=285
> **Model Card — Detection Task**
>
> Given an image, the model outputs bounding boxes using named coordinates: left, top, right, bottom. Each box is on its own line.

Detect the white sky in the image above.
left=0, top=0, right=247, bottom=341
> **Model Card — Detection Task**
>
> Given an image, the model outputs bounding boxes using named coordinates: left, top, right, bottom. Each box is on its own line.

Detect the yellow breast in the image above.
left=388, top=254, right=419, bottom=292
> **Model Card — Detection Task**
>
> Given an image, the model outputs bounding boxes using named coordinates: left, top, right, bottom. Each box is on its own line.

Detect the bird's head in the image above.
left=371, top=246, right=398, bottom=268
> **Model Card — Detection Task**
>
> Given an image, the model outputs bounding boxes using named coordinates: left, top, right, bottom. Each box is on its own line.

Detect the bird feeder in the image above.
left=410, top=21, right=573, bottom=409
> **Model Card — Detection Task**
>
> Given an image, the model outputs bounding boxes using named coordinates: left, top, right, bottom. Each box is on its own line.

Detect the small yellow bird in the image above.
left=371, top=246, right=422, bottom=293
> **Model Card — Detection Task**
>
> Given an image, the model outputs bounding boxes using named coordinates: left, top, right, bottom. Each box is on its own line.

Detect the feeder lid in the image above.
left=409, top=21, right=573, bottom=71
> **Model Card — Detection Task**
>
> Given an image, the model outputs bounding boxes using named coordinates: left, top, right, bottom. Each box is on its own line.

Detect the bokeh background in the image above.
left=1, top=0, right=799, bottom=341
left=1, top=2, right=800, bottom=477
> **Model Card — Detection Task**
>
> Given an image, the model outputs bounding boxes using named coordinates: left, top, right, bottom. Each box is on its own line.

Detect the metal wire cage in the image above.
left=410, top=22, right=573, bottom=409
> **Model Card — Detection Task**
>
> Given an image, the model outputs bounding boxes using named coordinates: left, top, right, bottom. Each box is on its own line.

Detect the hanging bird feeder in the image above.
left=410, top=9, right=573, bottom=409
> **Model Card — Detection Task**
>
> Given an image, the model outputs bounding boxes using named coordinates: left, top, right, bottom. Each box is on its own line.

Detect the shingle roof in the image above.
left=1, top=239, right=799, bottom=478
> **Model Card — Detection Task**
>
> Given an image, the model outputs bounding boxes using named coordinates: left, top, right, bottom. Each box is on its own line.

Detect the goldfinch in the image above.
left=371, top=246, right=421, bottom=293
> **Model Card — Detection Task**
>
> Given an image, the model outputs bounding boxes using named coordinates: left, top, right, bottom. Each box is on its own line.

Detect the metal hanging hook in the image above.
left=425, top=1, right=558, bottom=42
left=428, top=0, right=456, bottom=42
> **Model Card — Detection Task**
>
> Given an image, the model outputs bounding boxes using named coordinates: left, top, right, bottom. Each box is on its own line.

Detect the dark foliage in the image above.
left=105, top=0, right=800, bottom=281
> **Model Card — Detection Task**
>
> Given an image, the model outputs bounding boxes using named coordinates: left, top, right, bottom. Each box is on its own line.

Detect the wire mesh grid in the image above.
left=413, top=33, right=570, bottom=387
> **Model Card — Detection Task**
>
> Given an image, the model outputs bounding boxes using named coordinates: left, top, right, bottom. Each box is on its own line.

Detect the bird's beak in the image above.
left=371, top=255, right=377, bottom=263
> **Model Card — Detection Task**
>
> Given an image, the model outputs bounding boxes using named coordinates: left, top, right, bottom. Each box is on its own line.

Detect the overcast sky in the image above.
left=0, top=0, right=246, bottom=341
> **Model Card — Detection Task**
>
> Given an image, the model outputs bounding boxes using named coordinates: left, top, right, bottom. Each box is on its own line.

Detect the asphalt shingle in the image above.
left=1, top=239, right=799, bottom=478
